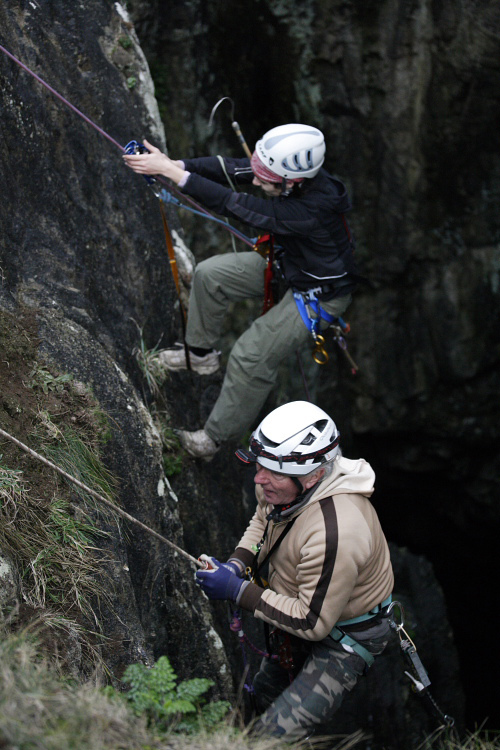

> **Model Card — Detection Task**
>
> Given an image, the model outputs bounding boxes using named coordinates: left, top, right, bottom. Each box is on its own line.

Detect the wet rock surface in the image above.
left=1, top=0, right=499, bottom=744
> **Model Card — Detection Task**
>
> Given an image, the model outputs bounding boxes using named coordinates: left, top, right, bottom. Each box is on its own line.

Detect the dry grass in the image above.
left=0, top=463, right=109, bottom=624
left=0, top=622, right=363, bottom=749
left=132, top=321, right=168, bottom=397
left=0, top=622, right=498, bottom=750
left=0, top=626, right=152, bottom=750
left=34, top=415, right=119, bottom=517
left=417, top=726, right=500, bottom=750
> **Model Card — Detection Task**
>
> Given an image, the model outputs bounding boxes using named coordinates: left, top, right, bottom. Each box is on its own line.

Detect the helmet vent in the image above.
left=301, top=432, right=316, bottom=446
left=258, top=430, right=279, bottom=448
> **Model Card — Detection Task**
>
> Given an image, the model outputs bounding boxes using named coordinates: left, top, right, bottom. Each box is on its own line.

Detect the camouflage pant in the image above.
left=251, top=618, right=391, bottom=740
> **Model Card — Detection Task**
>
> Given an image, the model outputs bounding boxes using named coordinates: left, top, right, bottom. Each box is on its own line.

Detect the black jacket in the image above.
left=182, top=156, right=357, bottom=296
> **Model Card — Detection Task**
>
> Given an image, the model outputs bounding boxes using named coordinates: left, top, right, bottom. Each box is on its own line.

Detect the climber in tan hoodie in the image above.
left=196, top=400, right=394, bottom=740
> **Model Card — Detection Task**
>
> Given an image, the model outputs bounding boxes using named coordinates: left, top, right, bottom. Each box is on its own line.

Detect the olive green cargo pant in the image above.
left=185, top=251, right=351, bottom=443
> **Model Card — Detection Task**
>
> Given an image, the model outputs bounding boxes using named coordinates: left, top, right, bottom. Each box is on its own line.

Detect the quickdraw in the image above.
left=331, top=323, right=359, bottom=374
left=388, top=601, right=455, bottom=729
left=293, top=289, right=358, bottom=372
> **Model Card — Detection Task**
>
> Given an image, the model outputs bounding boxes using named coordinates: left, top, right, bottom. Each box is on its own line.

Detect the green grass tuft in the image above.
left=0, top=462, right=109, bottom=624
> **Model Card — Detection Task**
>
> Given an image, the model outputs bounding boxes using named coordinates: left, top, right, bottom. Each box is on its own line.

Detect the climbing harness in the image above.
left=253, top=234, right=278, bottom=314
left=337, top=595, right=393, bottom=627
left=293, top=289, right=359, bottom=372
left=328, top=595, right=393, bottom=669
left=329, top=627, right=376, bottom=668
left=0, top=427, right=205, bottom=570
left=388, top=601, right=455, bottom=729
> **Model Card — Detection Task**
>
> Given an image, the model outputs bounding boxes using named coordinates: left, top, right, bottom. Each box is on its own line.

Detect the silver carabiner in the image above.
left=387, top=600, right=405, bottom=632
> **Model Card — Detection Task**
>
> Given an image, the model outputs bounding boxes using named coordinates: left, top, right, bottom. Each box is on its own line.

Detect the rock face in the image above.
left=0, top=0, right=498, bottom=745
left=129, top=0, right=500, bottom=732
left=0, top=0, right=230, bottom=697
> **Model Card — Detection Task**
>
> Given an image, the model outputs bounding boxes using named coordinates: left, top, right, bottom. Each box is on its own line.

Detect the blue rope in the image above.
left=158, top=189, right=254, bottom=246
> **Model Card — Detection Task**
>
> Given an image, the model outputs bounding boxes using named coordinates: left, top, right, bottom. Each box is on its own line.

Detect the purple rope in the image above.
left=230, top=611, right=278, bottom=660
left=0, top=43, right=125, bottom=152
left=0, top=42, right=254, bottom=245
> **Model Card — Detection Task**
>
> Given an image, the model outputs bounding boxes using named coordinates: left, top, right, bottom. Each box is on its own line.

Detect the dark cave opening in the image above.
left=362, top=461, right=500, bottom=732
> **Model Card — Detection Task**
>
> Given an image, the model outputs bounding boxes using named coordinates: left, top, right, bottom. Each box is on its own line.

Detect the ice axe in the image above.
left=208, top=96, right=252, bottom=158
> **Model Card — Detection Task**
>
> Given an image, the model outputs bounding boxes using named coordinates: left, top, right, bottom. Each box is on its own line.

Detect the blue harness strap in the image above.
left=293, top=289, right=347, bottom=338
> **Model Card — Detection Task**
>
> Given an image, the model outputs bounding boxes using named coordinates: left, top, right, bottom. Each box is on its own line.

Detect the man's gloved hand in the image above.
left=196, top=556, right=244, bottom=601
left=223, top=560, right=245, bottom=577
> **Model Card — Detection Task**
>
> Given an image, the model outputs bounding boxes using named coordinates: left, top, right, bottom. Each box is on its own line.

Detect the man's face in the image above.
left=254, top=463, right=301, bottom=506
left=252, top=175, right=283, bottom=196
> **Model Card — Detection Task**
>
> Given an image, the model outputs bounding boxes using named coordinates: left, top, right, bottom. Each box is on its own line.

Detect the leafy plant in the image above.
left=159, top=424, right=184, bottom=477
left=163, top=451, right=183, bottom=477
left=121, top=655, right=231, bottom=734
left=118, top=35, right=132, bottom=49
left=29, top=362, right=73, bottom=394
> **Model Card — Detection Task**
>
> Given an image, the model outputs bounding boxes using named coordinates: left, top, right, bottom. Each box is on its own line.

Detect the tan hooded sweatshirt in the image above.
left=231, top=456, right=394, bottom=642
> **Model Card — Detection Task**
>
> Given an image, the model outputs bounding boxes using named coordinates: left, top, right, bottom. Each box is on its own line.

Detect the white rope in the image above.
left=0, top=427, right=202, bottom=568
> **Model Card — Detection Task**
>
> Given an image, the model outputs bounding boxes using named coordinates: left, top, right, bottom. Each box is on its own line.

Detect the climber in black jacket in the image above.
left=123, top=123, right=357, bottom=459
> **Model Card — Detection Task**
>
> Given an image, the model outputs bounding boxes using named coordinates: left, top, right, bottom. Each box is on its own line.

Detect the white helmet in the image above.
left=254, top=123, right=326, bottom=180
left=236, top=401, right=340, bottom=476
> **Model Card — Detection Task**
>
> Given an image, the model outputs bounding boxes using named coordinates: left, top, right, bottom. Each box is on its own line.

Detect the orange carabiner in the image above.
left=312, top=335, right=329, bottom=365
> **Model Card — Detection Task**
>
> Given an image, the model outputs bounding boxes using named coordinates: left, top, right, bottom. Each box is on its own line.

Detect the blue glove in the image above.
left=196, top=557, right=244, bottom=601
left=223, top=560, right=245, bottom=577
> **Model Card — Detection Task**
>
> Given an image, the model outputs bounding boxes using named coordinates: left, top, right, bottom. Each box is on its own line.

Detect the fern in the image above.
left=120, top=655, right=230, bottom=734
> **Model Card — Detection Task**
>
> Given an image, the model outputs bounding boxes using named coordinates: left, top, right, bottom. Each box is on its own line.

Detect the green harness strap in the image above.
left=329, top=595, right=393, bottom=667
left=329, top=626, right=375, bottom=667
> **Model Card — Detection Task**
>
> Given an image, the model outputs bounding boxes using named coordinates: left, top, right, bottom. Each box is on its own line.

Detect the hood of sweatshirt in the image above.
left=255, top=456, right=375, bottom=521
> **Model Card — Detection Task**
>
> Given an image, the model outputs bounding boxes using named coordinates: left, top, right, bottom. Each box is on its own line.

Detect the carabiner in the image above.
left=312, top=335, right=329, bottom=365
left=387, top=600, right=405, bottom=632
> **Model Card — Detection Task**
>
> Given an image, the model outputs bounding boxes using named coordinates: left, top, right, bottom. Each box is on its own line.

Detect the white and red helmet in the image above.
left=236, top=401, right=340, bottom=476
left=252, top=123, right=326, bottom=181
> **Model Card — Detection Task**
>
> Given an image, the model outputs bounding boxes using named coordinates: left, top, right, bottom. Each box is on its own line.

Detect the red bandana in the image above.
left=251, top=150, right=282, bottom=182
